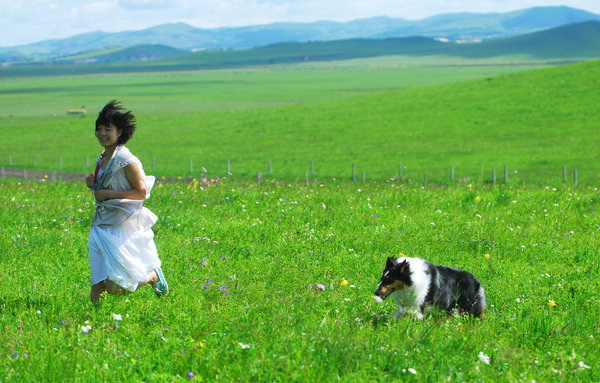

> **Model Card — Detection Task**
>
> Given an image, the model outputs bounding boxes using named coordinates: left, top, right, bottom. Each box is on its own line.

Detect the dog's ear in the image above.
left=398, top=259, right=410, bottom=274
left=386, top=257, right=396, bottom=269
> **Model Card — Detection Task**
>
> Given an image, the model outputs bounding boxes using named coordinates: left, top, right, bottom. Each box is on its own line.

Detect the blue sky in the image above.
left=1, top=0, right=600, bottom=47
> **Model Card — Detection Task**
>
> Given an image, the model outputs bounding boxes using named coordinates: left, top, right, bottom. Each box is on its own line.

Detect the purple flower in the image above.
left=187, top=371, right=195, bottom=379
left=219, top=254, right=227, bottom=260
left=219, top=285, right=228, bottom=291
left=207, top=279, right=214, bottom=284
left=203, top=284, right=210, bottom=290
left=115, top=322, right=119, bottom=329
left=11, top=353, right=18, bottom=359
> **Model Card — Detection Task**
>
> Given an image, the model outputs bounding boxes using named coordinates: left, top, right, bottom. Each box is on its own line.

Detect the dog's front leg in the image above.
left=392, top=306, right=407, bottom=318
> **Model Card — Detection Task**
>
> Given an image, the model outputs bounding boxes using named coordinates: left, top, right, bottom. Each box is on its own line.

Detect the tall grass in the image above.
left=1, top=177, right=598, bottom=381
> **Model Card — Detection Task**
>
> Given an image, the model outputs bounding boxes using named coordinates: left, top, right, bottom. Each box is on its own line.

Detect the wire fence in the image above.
left=1, top=155, right=599, bottom=187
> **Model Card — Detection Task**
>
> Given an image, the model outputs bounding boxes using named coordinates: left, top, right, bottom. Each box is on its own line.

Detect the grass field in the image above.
left=1, top=178, right=598, bottom=381
left=1, top=57, right=599, bottom=184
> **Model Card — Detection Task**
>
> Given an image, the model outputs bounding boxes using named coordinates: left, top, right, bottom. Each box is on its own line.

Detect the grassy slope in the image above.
left=3, top=59, right=597, bottom=183
left=0, top=179, right=598, bottom=381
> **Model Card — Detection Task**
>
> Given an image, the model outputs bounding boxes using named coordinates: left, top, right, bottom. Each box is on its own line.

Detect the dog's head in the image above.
left=374, top=257, right=412, bottom=300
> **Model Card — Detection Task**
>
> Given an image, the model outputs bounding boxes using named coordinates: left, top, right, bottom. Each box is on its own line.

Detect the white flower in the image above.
left=238, top=342, right=251, bottom=349
left=373, top=296, right=384, bottom=303
left=578, top=361, right=591, bottom=370
left=112, top=314, right=122, bottom=321
left=81, top=325, right=92, bottom=334
left=478, top=351, right=491, bottom=365
left=407, top=368, right=417, bottom=375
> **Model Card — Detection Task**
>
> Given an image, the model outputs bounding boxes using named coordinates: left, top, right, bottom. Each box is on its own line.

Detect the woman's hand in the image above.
left=85, top=174, right=95, bottom=189
left=94, top=189, right=111, bottom=202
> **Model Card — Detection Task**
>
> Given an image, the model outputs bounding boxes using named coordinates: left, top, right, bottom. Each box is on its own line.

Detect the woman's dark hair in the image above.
left=96, top=100, right=137, bottom=145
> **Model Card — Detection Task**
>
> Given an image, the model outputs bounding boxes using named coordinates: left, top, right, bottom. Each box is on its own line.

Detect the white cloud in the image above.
left=118, top=0, right=173, bottom=10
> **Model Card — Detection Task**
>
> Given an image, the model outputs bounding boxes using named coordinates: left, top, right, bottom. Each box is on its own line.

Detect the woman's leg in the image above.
left=137, top=270, right=158, bottom=290
left=104, top=280, right=131, bottom=296
left=90, top=282, right=106, bottom=303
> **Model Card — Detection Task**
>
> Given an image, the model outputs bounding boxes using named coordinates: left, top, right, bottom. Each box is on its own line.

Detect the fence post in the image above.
left=504, top=165, right=508, bottom=183
left=268, top=160, right=272, bottom=176
left=352, top=163, right=356, bottom=182
left=492, top=170, right=497, bottom=185
left=227, top=160, right=232, bottom=176
left=310, top=161, right=314, bottom=178
left=257, top=170, right=263, bottom=183
left=362, top=171, right=366, bottom=184
left=450, top=165, right=455, bottom=184
left=562, top=165, right=567, bottom=183
left=189, top=158, right=193, bottom=174
left=574, top=168, right=578, bottom=186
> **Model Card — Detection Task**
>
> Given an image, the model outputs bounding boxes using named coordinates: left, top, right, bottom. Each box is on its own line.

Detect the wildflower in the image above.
left=112, top=314, right=122, bottom=321
left=219, top=254, right=227, bottom=260
left=81, top=325, right=92, bottom=334
left=468, top=184, right=473, bottom=188
left=340, top=278, right=349, bottom=286
left=407, top=368, right=417, bottom=374
left=373, top=296, right=383, bottom=303
left=578, top=361, right=591, bottom=370
left=187, top=371, right=195, bottom=379
left=475, top=196, right=482, bottom=202
left=131, top=358, right=136, bottom=363
left=548, top=300, right=557, bottom=307
left=219, top=285, right=228, bottom=291
left=484, top=253, right=491, bottom=259
left=478, top=351, right=491, bottom=365
left=315, top=284, right=326, bottom=291
left=238, top=342, right=251, bottom=349
left=203, top=284, right=210, bottom=290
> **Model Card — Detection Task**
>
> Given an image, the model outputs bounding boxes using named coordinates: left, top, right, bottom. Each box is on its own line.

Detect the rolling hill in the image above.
left=2, top=20, right=600, bottom=77
left=1, top=6, right=599, bottom=62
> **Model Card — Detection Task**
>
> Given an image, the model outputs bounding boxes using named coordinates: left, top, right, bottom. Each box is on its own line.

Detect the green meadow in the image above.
left=5, top=56, right=598, bottom=183
left=1, top=178, right=598, bottom=381
left=1, top=55, right=599, bottom=381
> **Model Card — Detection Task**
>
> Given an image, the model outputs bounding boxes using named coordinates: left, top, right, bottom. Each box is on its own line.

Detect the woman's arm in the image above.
left=94, top=163, right=147, bottom=201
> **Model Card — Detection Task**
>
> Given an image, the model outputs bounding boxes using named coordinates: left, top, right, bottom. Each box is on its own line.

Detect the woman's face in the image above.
left=95, top=124, right=122, bottom=149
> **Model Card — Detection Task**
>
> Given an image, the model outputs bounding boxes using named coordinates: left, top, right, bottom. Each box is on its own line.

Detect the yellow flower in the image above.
left=484, top=253, right=491, bottom=259
left=340, top=278, right=349, bottom=286
left=468, top=184, right=473, bottom=188
left=548, top=300, right=557, bottom=307
left=131, top=358, right=136, bottom=363
left=43, top=174, right=49, bottom=179
left=198, top=341, right=205, bottom=348
left=475, top=196, right=482, bottom=202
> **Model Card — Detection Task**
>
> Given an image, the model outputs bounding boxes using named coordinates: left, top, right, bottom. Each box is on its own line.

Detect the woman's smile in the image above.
left=95, top=124, right=122, bottom=148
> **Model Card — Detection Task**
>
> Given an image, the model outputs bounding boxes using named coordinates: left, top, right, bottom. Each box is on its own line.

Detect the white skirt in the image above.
left=88, top=213, right=161, bottom=292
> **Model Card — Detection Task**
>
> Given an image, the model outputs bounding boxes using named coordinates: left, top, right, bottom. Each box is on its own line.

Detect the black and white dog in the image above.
left=375, top=257, right=486, bottom=319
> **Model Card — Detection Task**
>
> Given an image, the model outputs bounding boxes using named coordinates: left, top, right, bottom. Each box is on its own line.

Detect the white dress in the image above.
left=88, top=148, right=161, bottom=292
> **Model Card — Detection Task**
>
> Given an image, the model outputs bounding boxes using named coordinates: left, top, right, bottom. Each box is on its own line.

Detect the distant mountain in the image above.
left=1, top=6, right=599, bottom=63
left=55, top=44, right=187, bottom=64
left=3, top=21, right=600, bottom=77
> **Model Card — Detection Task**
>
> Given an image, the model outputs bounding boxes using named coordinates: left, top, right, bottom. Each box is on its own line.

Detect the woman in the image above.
left=85, top=100, right=168, bottom=303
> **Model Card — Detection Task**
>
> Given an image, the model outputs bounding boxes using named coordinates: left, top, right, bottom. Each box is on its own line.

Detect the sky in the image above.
left=2, top=0, right=600, bottom=47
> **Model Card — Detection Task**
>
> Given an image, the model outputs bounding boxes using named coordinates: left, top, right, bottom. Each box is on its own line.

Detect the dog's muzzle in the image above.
left=375, top=285, right=394, bottom=300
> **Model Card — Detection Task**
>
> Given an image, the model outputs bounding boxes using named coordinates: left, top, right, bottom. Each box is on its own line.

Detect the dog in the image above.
left=374, top=256, right=486, bottom=319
